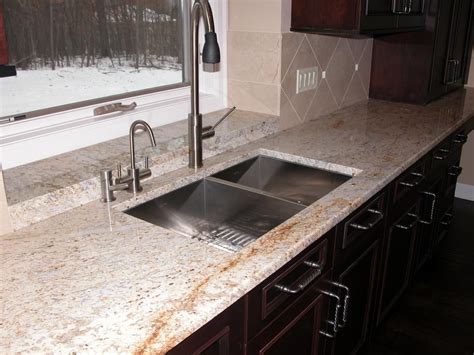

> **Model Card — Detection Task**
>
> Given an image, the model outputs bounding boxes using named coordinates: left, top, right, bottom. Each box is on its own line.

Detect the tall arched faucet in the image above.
left=188, top=0, right=221, bottom=169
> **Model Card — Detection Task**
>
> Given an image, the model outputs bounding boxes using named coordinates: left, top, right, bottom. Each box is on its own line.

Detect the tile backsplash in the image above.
left=227, top=29, right=373, bottom=130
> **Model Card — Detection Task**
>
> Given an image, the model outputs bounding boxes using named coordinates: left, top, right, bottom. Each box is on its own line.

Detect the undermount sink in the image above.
left=125, top=155, right=352, bottom=252
left=212, top=155, right=352, bottom=205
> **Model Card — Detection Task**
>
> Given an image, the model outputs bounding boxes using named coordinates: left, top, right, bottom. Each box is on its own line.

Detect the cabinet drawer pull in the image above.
left=448, top=166, right=463, bottom=177
left=328, top=281, right=350, bottom=328
left=274, top=262, right=322, bottom=295
left=395, top=213, right=419, bottom=230
left=349, top=208, right=384, bottom=231
left=440, top=213, right=453, bottom=226
left=453, top=133, right=468, bottom=144
left=318, top=290, right=341, bottom=338
left=419, top=192, right=437, bottom=225
left=434, top=148, right=450, bottom=160
left=399, top=172, right=425, bottom=188
left=392, top=0, right=409, bottom=14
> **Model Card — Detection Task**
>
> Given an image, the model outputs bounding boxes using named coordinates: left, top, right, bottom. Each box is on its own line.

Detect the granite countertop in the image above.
left=1, top=89, right=473, bottom=354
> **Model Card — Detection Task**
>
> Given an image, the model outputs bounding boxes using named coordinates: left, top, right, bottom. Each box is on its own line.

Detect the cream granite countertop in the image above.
left=2, top=89, right=474, bottom=354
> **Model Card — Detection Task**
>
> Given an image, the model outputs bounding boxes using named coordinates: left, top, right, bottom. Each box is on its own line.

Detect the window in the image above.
left=1, top=0, right=188, bottom=119
left=0, top=0, right=227, bottom=169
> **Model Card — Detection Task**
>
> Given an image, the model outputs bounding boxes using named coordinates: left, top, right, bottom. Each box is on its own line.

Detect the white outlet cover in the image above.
left=296, top=67, right=319, bottom=94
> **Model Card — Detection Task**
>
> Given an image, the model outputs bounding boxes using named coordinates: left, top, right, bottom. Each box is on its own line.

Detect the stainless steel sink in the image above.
left=125, top=155, right=352, bottom=252
left=125, top=178, right=304, bottom=252
left=212, top=155, right=351, bottom=206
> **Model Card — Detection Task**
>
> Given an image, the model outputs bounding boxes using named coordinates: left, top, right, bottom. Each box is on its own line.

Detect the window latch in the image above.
left=93, top=102, right=137, bottom=116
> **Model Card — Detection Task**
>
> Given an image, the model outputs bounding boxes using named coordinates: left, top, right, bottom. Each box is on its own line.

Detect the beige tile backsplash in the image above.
left=227, top=27, right=373, bottom=130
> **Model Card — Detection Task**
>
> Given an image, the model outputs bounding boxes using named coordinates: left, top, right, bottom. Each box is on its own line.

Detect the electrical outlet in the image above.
left=296, top=67, right=318, bottom=94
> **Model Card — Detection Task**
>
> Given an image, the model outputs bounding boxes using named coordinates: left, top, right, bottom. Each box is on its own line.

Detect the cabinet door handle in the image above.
left=453, top=133, right=468, bottom=144
left=407, top=0, right=413, bottom=13
left=440, top=212, right=453, bottom=226
left=392, top=0, right=407, bottom=14
left=445, top=59, right=457, bottom=84
left=419, top=192, right=437, bottom=225
left=399, top=172, right=425, bottom=188
left=395, top=213, right=419, bottom=230
left=349, top=208, right=384, bottom=231
left=448, top=165, right=463, bottom=177
left=318, top=289, right=341, bottom=338
left=274, top=262, right=322, bottom=295
left=328, top=281, right=350, bottom=328
left=434, top=148, right=450, bottom=160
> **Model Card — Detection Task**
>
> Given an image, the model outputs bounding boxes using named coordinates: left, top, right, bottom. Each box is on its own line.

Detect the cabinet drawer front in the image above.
left=341, top=192, right=386, bottom=251
left=247, top=231, right=334, bottom=340
left=430, top=138, right=452, bottom=174
left=378, top=201, right=419, bottom=323
left=247, top=284, right=327, bottom=355
left=393, top=159, right=427, bottom=205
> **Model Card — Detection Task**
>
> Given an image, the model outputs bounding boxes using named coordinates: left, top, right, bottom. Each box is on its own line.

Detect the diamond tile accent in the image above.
left=305, top=79, right=338, bottom=121
left=281, top=36, right=321, bottom=120
left=280, top=88, right=302, bottom=130
left=358, top=39, right=373, bottom=95
left=341, top=73, right=367, bottom=108
left=307, top=34, right=340, bottom=70
left=347, top=37, right=368, bottom=63
left=325, top=39, right=356, bottom=107
left=281, top=32, right=305, bottom=80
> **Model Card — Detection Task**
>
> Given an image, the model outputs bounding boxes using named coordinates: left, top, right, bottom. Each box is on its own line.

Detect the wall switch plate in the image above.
left=296, top=67, right=318, bottom=94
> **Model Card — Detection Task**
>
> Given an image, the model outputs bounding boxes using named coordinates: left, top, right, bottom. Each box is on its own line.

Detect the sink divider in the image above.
left=204, top=176, right=309, bottom=208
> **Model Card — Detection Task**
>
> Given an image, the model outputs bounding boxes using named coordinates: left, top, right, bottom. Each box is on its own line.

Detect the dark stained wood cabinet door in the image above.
left=291, top=0, right=361, bottom=33
left=447, top=0, right=474, bottom=90
left=167, top=298, right=246, bottom=355
left=414, top=176, right=444, bottom=273
left=377, top=202, right=419, bottom=324
left=247, top=285, right=329, bottom=355
left=397, top=0, right=426, bottom=29
left=332, top=239, right=380, bottom=355
left=360, top=0, right=399, bottom=32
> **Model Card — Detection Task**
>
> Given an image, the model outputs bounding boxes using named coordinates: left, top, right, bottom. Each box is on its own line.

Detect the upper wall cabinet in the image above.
left=370, top=0, right=474, bottom=104
left=291, top=0, right=426, bottom=36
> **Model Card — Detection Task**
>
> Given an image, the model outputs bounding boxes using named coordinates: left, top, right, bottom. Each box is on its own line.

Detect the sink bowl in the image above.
left=125, top=178, right=304, bottom=252
left=125, top=154, right=352, bottom=252
left=212, top=155, right=352, bottom=206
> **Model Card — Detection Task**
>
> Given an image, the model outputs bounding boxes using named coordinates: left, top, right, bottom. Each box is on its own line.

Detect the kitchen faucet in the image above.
left=100, top=120, right=157, bottom=202
left=189, top=0, right=234, bottom=169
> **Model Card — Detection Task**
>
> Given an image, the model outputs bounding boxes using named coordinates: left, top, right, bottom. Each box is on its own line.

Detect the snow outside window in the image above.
left=1, top=0, right=187, bottom=119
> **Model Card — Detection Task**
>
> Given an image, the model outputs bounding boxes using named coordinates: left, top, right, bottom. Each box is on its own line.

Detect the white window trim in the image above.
left=0, top=0, right=228, bottom=170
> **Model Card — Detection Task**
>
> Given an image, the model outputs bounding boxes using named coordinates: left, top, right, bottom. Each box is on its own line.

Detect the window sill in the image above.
left=0, top=87, right=225, bottom=169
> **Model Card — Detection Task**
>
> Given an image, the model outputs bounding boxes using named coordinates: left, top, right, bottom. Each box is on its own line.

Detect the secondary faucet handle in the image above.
left=116, top=162, right=122, bottom=180
left=100, top=168, right=128, bottom=203
left=144, top=156, right=149, bottom=170
left=202, top=106, right=236, bottom=140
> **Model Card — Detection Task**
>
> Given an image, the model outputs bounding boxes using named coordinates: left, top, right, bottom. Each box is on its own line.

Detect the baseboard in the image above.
left=455, top=183, right=474, bottom=201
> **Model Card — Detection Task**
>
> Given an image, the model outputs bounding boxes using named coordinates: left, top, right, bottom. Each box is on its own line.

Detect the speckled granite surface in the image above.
left=3, top=109, right=279, bottom=230
left=1, top=89, right=474, bottom=354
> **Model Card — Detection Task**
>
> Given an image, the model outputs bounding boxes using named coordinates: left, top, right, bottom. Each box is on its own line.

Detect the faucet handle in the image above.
left=144, top=156, right=149, bottom=170
left=116, top=163, right=122, bottom=180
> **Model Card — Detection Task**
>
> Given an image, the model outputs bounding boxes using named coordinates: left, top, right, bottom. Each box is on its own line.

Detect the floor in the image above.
left=365, top=198, right=474, bottom=355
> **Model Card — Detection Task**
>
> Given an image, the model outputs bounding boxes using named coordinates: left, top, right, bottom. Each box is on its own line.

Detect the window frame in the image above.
left=0, top=0, right=228, bottom=170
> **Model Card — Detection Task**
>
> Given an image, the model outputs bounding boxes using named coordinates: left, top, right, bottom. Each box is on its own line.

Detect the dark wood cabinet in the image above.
left=167, top=298, right=246, bottom=355
left=169, top=124, right=471, bottom=355
left=370, top=0, right=474, bottom=104
left=291, top=0, right=425, bottom=36
left=247, top=278, right=329, bottom=355
left=331, top=240, right=381, bottom=355
left=377, top=201, right=420, bottom=324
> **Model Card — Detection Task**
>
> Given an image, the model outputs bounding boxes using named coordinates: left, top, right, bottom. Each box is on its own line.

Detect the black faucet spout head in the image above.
left=202, top=32, right=221, bottom=64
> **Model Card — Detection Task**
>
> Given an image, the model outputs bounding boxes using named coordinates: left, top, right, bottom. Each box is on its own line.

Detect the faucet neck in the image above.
left=129, top=120, right=157, bottom=170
